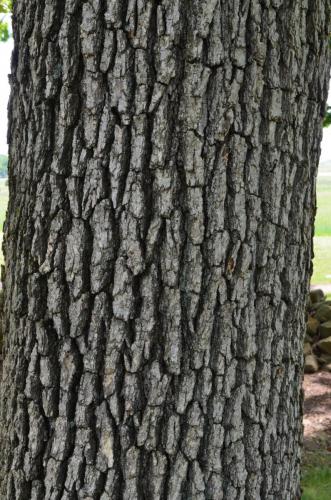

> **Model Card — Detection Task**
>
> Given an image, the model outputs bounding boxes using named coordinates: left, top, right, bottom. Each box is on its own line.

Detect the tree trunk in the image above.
left=0, top=1, right=330, bottom=499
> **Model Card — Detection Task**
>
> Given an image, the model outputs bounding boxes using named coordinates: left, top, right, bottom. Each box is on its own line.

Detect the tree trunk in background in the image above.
left=0, top=1, right=330, bottom=499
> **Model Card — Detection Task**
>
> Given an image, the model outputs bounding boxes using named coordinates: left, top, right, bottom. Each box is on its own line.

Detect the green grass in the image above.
left=315, top=176, right=331, bottom=236
left=311, top=167, right=331, bottom=285
left=311, top=236, right=331, bottom=285
left=301, top=444, right=331, bottom=500
left=301, top=467, right=331, bottom=500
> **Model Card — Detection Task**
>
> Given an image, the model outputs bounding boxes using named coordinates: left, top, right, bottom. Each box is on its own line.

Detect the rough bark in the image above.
left=0, top=1, right=330, bottom=499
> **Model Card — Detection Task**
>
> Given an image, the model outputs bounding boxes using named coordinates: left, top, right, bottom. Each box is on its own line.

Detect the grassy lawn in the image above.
left=302, top=466, right=331, bottom=500
left=311, top=236, right=331, bottom=285
left=311, top=167, right=331, bottom=285
left=315, top=175, right=331, bottom=236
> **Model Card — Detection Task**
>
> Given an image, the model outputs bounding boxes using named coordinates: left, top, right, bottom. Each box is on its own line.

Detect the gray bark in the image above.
left=0, top=1, right=330, bottom=499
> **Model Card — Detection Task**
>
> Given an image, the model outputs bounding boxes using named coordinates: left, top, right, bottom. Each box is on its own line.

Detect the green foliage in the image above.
left=324, top=106, right=331, bottom=128
left=0, top=21, right=9, bottom=41
left=0, top=1, right=12, bottom=14
left=0, top=0, right=11, bottom=42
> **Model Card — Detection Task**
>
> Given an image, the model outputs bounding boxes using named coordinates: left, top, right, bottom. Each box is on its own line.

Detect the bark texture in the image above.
left=0, top=1, right=330, bottom=499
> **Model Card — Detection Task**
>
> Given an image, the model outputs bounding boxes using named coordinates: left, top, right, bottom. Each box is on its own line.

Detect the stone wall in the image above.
left=305, top=289, right=331, bottom=373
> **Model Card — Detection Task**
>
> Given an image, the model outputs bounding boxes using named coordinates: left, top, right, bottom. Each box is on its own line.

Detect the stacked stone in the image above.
left=305, top=289, right=331, bottom=373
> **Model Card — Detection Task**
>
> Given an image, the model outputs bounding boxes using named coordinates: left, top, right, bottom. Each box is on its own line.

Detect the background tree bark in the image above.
left=0, top=1, right=330, bottom=498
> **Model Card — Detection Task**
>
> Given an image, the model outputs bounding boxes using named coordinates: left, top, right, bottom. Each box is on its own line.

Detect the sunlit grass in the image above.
left=311, top=236, right=331, bottom=285
left=310, top=168, right=331, bottom=285
left=315, top=176, right=331, bottom=236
